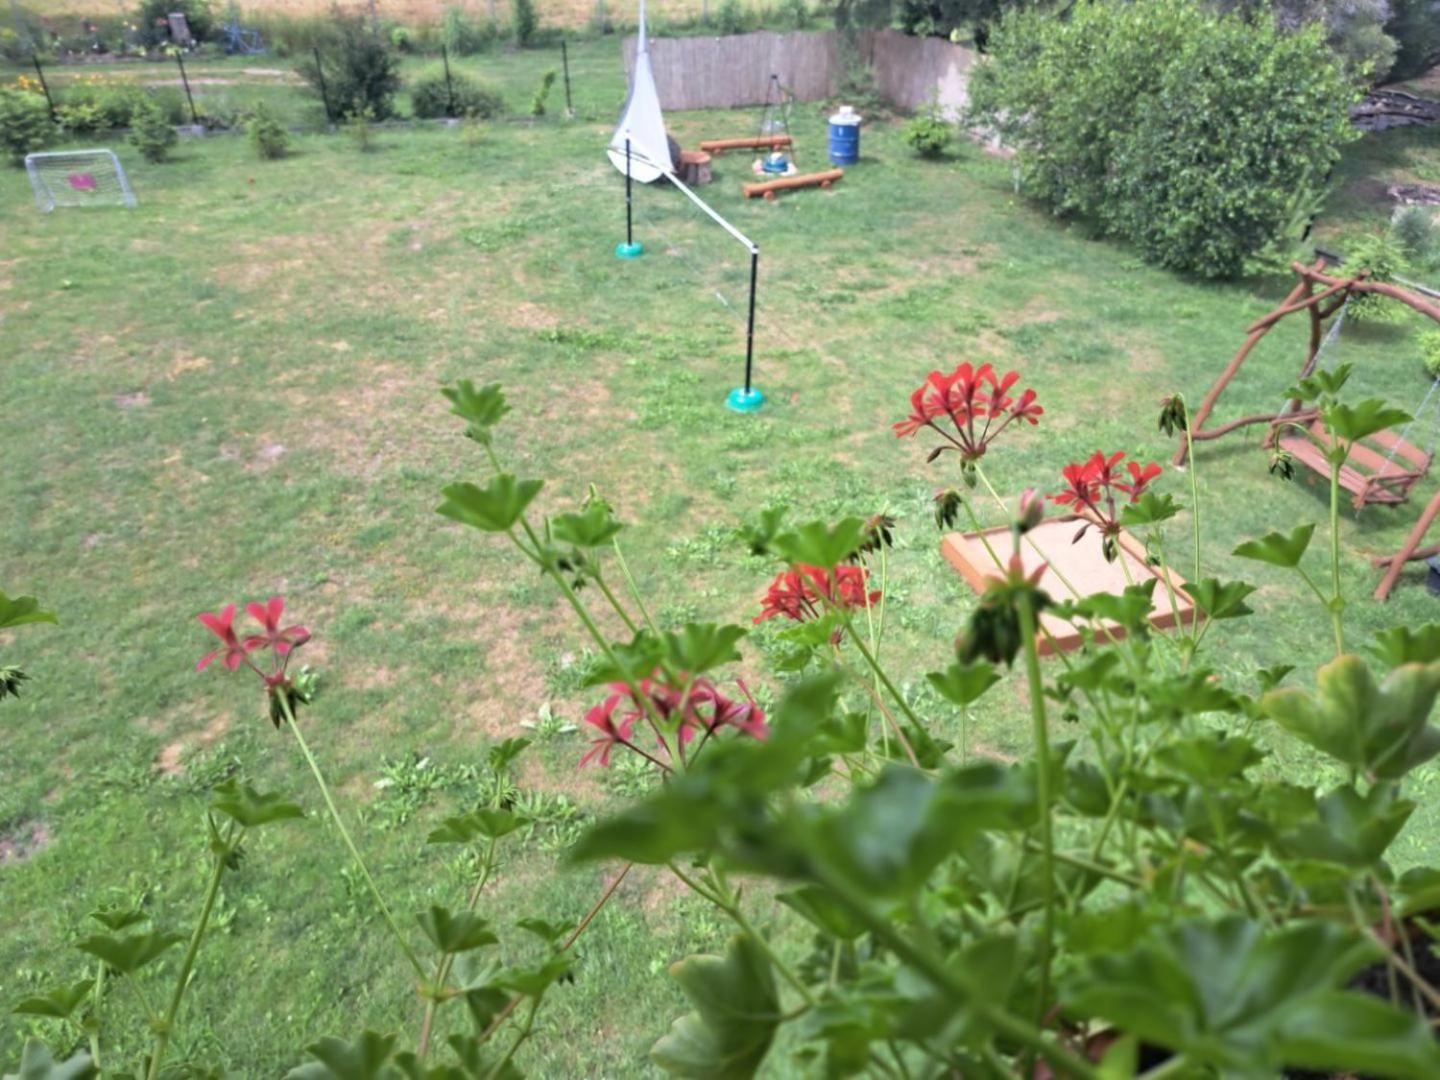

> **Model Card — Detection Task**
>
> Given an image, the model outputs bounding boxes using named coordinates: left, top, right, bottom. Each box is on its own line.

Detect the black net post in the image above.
left=312, top=46, right=334, bottom=125
left=743, top=249, right=759, bottom=395
left=441, top=44, right=456, bottom=118
left=561, top=39, right=573, bottom=116
left=31, top=54, right=56, bottom=123
left=625, top=137, right=634, bottom=247
left=174, top=50, right=199, bottom=124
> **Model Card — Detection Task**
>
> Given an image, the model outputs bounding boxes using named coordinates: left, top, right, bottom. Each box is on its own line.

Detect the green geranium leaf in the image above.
left=1065, top=917, right=1381, bottom=1074
left=1323, top=399, right=1411, bottom=445
left=440, top=380, right=509, bottom=445
left=580, top=631, right=664, bottom=687
left=550, top=503, right=623, bottom=548
left=426, top=808, right=525, bottom=845
left=0, top=591, right=57, bottom=631
left=651, top=935, right=780, bottom=1078
left=416, top=906, right=498, bottom=955
left=1118, top=491, right=1181, bottom=527
left=1186, top=578, right=1257, bottom=621
left=209, top=779, right=304, bottom=829
left=1056, top=581, right=1156, bottom=632
left=926, top=660, right=1000, bottom=707
left=76, top=930, right=184, bottom=975
left=1369, top=624, right=1440, bottom=668
left=515, top=917, right=573, bottom=945
left=662, top=623, right=747, bottom=675
left=487, top=737, right=530, bottom=773
left=1263, top=656, right=1440, bottom=778
left=497, top=955, right=570, bottom=998
left=1276, top=784, right=1413, bottom=868
left=436, top=475, right=543, bottom=533
left=10, top=981, right=93, bottom=1021
left=88, top=905, right=147, bottom=932
left=1275, top=991, right=1440, bottom=1078
left=283, top=1031, right=401, bottom=1080
left=736, top=506, right=788, bottom=556
left=1233, top=523, right=1315, bottom=568
left=770, top=519, right=866, bottom=569
left=1155, top=732, right=1264, bottom=784
left=777, top=885, right=866, bottom=941
left=3, top=1041, right=96, bottom=1080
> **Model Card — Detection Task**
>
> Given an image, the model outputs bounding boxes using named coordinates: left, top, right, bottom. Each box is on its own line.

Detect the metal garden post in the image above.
left=174, top=50, right=199, bottom=125
left=312, top=46, right=334, bottom=125
left=441, top=44, right=456, bottom=118
left=561, top=39, right=573, bottom=116
left=31, top=54, right=56, bottom=122
left=614, top=136, right=643, bottom=259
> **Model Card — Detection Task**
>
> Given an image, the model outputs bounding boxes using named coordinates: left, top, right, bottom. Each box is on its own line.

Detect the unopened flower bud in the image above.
left=1017, top=487, right=1044, bottom=533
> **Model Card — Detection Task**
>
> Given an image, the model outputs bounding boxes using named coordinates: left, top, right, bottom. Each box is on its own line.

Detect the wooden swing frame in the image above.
left=1175, top=260, right=1440, bottom=506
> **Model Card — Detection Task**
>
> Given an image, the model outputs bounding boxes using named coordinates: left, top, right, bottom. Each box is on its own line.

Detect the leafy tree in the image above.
left=970, top=0, right=1360, bottom=278
left=1386, top=0, right=1440, bottom=81
left=512, top=0, right=538, bottom=46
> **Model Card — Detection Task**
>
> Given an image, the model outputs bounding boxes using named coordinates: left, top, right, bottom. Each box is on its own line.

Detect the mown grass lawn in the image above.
left=3, top=41, right=1440, bottom=1075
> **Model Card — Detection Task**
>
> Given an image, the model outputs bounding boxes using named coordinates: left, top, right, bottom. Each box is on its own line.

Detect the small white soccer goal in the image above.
left=25, top=149, right=137, bottom=213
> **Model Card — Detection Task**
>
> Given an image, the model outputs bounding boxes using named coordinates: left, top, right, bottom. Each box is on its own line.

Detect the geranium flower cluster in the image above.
left=581, top=672, right=766, bottom=768
left=754, top=564, right=881, bottom=625
left=196, top=596, right=310, bottom=724
left=894, top=362, right=1043, bottom=466
left=1049, top=450, right=1162, bottom=556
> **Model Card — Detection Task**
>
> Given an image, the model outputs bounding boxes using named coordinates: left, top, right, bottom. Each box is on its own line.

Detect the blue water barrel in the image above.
left=828, top=106, right=862, bottom=165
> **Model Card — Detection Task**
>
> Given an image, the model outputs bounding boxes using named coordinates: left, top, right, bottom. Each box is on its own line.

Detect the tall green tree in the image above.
left=969, top=0, right=1361, bottom=278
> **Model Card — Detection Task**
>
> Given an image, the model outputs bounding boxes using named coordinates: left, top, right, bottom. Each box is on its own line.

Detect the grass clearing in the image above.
left=3, top=41, right=1440, bottom=1074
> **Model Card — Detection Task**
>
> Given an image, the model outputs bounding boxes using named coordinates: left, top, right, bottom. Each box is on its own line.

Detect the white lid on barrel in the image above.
left=830, top=104, right=862, bottom=125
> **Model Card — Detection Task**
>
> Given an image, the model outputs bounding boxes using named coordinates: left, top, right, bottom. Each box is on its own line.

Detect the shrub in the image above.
left=342, top=105, right=375, bottom=151
left=1421, top=329, right=1440, bottom=379
left=442, top=4, right=495, bottom=55
left=129, top=100, right=177, bottom=162
left=1392, top=205, right=1438, bottom=270
left=970, top=0, right=1359, bottom=279
left=295, top=15, right=401, bottom=121
left=411, top=71, right=504, bottom=120
left=1343, top=230, right=1411, bottom=322
left=902, top=108, right=953, bottom=159
left=530, top=68, right=556, bottom=117
left=513, top=0, right=537, bottom=46
left=1388, top=0, right=1440, bottom=82
left=135, top=0, right=215, bottom=47
left=782, top=0, right=811, bottom=29
left=246, top=103, right=289, bottom=159
left=0, top=86, right=52, bottom=165
left=716, top=0, right=747, bottom=34
left=388, top=24, right=413, bottom=52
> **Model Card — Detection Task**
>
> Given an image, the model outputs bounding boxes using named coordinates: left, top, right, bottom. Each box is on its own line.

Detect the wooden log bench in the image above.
left=743, top=168, right=843, bottom=200
left=699, top=134, right=793, bottom=154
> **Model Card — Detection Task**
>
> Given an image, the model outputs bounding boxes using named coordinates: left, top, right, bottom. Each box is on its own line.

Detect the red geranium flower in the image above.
left=196, top=604, right=250, bottom=672
left=754, top=564, right=881, bottom=625
left=243, top=596, right=310, bottom=655
left=1047, top=451, right=1163, bottom=560
left=578, top=670, right=768, bottom=769
left=894, top=362, right=1043, bottom=465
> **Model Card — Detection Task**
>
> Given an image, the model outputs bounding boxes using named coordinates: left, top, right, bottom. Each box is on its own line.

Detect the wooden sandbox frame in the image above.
left=941, top=514, right=1197, bottom=655
left=743, top=168, right=843, bottom=200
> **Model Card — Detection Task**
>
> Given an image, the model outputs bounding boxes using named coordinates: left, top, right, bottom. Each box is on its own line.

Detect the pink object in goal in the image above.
left=68, top=173, right=97, bottom=190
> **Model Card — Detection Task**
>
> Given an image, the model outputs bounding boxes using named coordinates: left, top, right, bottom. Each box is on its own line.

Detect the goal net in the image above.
left=25, top=150, right=137, bottom=212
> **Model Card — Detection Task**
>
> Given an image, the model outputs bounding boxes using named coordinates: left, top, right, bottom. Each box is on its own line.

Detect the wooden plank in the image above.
left=743, top=169, right=843, bottom=199
left=939, top=515, right=1196, bottom=656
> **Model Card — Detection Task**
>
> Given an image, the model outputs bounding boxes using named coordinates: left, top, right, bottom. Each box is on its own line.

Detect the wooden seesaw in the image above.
left=699, top=134, right=793, bottom=154
left=744, top=168, right=844, bottom=200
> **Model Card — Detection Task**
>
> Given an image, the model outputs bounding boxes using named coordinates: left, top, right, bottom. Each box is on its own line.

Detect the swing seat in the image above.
left=1271, top=415, right=1432, bottom=509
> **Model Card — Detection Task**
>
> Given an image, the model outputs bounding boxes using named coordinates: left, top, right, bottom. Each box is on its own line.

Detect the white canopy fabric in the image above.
left=608, top=0, right=670, bottom=183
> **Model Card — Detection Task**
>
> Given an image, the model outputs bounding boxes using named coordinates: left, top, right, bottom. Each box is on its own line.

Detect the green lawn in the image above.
left=3, top=42, right=1440, bottom=1075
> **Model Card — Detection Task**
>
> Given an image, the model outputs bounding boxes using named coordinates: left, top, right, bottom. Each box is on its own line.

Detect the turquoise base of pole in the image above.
left=614, top=241, right=644, bottom=259
left=726, top=386, right=765, bottom=413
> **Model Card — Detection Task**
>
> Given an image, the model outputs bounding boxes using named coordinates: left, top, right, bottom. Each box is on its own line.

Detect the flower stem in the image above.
left=87, top=964, right=105, bottom=1070
left=279, top=695, right=426, bottom=981
left=1015, top=592, right=1055, bottom=1040
left=1328, top=456, right=1346, bottom=656
left=485, top=997, right=539, bottom=1080
left=418, top=834, right=501, bottom=1060
left=146, top=832, right=232, bottom=1080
